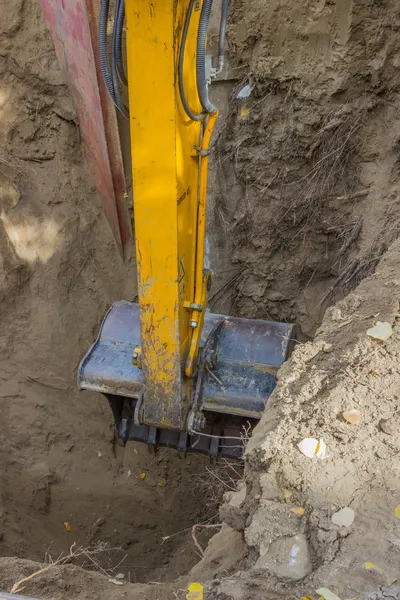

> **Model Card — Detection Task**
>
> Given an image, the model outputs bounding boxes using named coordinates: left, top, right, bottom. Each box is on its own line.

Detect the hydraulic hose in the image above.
left=111, top=0, right=129, bottom=117
left=115, top=0, right=128, bottom=86
left=178, top=0, right=205, bottom=121
left=196, top=0, right=217, bottom=115
left=99, top=0, right=128, bottom=117
left=218, top=0, right=229, bottom=73
left=99, top=0, right=115, bottom=103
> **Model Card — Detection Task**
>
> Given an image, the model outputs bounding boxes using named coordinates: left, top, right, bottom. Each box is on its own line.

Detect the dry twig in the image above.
left=10, top=542, right=125, bottom=594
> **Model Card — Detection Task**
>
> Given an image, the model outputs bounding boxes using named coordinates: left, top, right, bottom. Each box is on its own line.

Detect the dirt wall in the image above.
left=209, top=0, right=400, bottom=338
left=205, top=2, right=400, bottom=596
left=214, top=237, right=400, bottom=599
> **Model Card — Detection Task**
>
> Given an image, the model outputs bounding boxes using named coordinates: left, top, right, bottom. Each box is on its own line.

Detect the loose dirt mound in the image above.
left=215, top=239, right=400, bottom=599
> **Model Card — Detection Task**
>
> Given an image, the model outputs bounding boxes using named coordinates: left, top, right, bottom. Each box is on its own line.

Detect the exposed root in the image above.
left=10, top=542, right=126, bottom=594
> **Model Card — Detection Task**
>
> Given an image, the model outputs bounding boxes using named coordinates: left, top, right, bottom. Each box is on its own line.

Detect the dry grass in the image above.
left=194, top=460, right=243, bottom=513
left=10, top=541, right=127, bottom=594
left=215, top=100, right=365, bottom=240
left=276, top=110, right=364, bottom=234
left=195, top=422, right=252, bottom=511
left=210, top=98, right=371, bottom=318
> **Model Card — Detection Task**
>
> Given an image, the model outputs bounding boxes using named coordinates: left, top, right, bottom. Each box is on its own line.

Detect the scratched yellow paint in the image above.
left=125, top=0, right=206, bottom=428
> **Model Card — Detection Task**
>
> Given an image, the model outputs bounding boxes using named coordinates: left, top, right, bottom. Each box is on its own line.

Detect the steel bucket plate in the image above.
left=78, top=301, right=295, bottom=420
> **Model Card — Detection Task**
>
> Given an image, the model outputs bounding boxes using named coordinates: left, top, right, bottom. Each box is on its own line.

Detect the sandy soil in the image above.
left=215, top=238, right=400, bottom=599
left=0, top=0, right=399, bottom=599
left=0, top=0, right=222, bottom=586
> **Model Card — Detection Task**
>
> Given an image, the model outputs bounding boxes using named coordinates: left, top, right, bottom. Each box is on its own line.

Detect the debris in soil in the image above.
left=316, top=588, right=342, bottom=600
left=367, top=322, right=393, bottom=342
left=186, top=583, right=204, bottom=600
left=297, top=438, right=327, bottom=460
left=331, top=507, right=355, bottom=528
left=342, top=410, right=361, bottom=425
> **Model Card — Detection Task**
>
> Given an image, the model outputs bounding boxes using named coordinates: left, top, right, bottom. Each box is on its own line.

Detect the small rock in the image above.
left=267, top=291, right=287, bottom=302
left=380, top=417, right=400, bottom=436
left=53, top=96, right=77, bottom=122
left=95, top=517, right=105, bottom=527
left=331, top=506, right=355, bottom=528
left=254, top=534, right=312, bottom=580
left=2, top=181, right=21, bottom=211
left=219, top=483, right=247, bottom=531
left=108, top=578, right=124, bottom=586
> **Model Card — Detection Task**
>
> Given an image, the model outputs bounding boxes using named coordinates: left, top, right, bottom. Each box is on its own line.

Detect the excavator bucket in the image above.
left=78, top=302, right=295, bottom=458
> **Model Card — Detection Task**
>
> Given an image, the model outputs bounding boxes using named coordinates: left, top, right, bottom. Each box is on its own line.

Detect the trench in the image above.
left=1, top=0, right=400, bottom=595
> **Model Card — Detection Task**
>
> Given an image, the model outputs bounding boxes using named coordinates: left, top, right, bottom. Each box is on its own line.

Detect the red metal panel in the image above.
left=85, top=0, right=130, bottom=253
left=40, top=0, right=130, bottom=256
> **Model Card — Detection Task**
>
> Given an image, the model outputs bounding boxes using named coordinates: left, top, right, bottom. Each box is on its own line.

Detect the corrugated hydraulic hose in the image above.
left=99, top=0, right=115, bottom=102
left=99, top=0, right=128, bottom=117
left=196, top=0, right=217, bottom=115
left=114, top=0, right=128, bottom=86
left=111, top=0, right=128, bottom=117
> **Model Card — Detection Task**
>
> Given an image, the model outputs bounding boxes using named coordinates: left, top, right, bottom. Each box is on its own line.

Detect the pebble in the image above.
left=254, top=534, right=312, bottom=580
left=380, top=417, right=400, bottom=436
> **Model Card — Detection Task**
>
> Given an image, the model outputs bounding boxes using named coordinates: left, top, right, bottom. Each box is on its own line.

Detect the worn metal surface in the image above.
left=85, top=0, right=130, bottom=254
left=78, top=302, right=143, bottom=397
left=78, top=300, right=295, bottom=421
left=201, top=315, right=295, bottom=418
left=40, top=0, right=129, bottom=255
left=185, top=116, right=218, bottom=378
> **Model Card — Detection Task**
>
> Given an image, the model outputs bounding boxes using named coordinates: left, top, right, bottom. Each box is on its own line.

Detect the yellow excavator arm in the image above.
left=77, top=0, right=295, bottom=458
left=126, top=0, right=217, bottom=430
